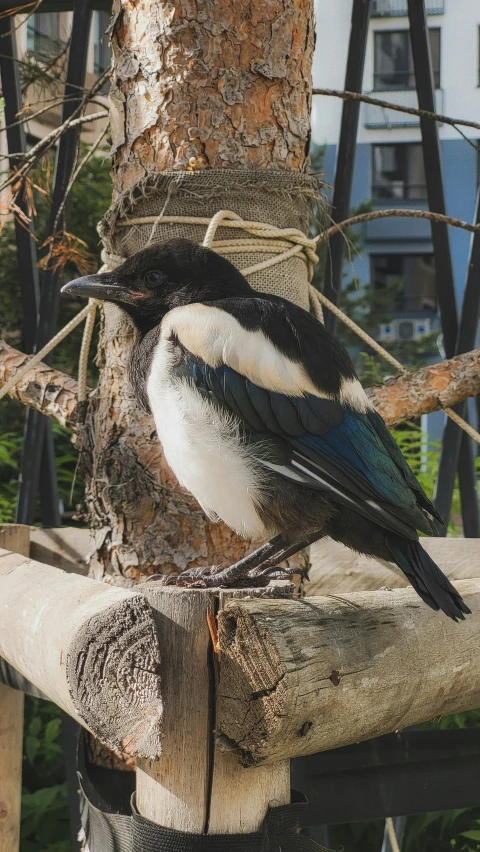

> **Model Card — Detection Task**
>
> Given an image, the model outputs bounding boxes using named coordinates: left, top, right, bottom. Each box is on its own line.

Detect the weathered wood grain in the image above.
left=217, top=580, right=480, bottom=765
left=0, top=341, right=81, bottom=428
left=0, top=550, right=162, bottom=758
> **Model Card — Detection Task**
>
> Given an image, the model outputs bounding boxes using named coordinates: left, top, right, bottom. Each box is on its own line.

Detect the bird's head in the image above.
left=61, top=238, right=254, bottom=334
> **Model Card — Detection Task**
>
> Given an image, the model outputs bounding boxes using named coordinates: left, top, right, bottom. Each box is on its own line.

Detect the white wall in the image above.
left=312, top=0, right=480, bottom=146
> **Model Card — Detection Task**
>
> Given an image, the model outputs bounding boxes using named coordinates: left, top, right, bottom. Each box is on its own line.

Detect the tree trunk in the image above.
left=82, top=0, right=315, bottom=583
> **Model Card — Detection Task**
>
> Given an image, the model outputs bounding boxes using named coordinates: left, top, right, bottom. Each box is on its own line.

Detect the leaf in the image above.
left=461, top=831, right=480, bottom=841
left=25, top=735, right=39, bottom=765
left=29, top=715, right=42, bottom=736
left=44, top=718, right=61, bottom=747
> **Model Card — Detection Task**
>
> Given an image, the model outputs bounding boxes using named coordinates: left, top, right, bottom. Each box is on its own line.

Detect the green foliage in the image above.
left=21, top=698, right=70, bottom=852
left=0, top=149, right=111, bottom=520
left=0, top=423, right=84, bottom=523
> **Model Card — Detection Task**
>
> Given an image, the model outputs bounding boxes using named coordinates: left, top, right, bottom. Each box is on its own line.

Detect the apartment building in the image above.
left=312, top=0, right=480, bottom=348
left=1, top=7, right=111, bottom=165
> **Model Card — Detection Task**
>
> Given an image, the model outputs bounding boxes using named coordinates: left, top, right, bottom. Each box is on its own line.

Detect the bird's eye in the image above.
left=145, top=270, right=164, bottom=287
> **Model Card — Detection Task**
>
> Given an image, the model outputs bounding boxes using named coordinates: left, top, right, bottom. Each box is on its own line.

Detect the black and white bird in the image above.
left=62, top=238, right=470, bottom=621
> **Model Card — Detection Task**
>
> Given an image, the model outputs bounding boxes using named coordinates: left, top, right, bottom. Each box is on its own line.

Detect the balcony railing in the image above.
left=363, top=88, right=443, bottom=128
left=371, top=0, right=444, bottom=16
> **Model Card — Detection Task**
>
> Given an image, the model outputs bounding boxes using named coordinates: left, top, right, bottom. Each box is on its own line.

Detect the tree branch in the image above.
left=0, top=340, right=81, bottom=429
left=1, top=340, right=480, bottom=430
left=318, top=208, right=480, bottom=242
left=312, top=87, right=480, bottom=135
left=366, top=347, right=480, bottom=426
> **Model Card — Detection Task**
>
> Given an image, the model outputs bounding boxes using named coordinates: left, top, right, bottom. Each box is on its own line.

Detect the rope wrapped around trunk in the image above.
left=99, top=169, right=324, bottom=312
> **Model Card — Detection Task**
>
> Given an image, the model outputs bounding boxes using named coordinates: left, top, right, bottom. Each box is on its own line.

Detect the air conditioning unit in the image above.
left=378, top=318, right=432, bottom=342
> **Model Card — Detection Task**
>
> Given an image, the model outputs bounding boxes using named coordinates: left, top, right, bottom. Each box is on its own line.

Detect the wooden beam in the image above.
left=137, top=586, right=290, bottom=835
left=308, top=536, right=480, bottom=596
left=216, top=579, right=480, bottom=765
left=0, top=550, right=163, bottom=759
left=0, top=526, right=29, bottom=852
left=29, top=526, right=92, bottom=575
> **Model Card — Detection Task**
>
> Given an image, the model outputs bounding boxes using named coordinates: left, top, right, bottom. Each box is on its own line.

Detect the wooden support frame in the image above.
left=216, top=579, right=480, bottom=766
left=0, top=549, right=163, bottom=759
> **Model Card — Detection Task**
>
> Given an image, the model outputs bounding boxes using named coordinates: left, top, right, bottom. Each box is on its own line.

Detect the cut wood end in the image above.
left=217, top=602, right=287, bottom=765
left=66, top=595, right=163, bottom=759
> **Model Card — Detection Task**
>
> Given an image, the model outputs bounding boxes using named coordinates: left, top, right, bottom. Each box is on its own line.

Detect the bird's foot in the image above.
left=249, top=565, right=309, bottom=584
left=145, top=563, right=308, bottom=589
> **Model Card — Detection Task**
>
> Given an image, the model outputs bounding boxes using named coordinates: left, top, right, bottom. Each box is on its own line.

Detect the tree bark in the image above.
left=109, top=0, right=314, bottom=188
left=81, top=0, right=314, bottom=582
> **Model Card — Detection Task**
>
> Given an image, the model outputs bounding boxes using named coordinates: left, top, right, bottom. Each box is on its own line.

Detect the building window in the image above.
left=371, top=0, right=444, bottom=16
left=94, top=11, right=112, bottom=76
left=371, top=254, right=437, bottom=313
left=27, top=13, right=63, bottom=59
left=373, top=29, right=440, bottom=90
left=372, top=144, right=427, bottom=201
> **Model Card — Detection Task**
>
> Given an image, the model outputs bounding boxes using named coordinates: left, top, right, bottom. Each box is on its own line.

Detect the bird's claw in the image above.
left=146, top=563, right=308, bottom=589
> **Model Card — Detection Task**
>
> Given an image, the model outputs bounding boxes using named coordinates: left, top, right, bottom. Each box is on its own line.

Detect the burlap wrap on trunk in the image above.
left=99, top=169, right=323, bottom=311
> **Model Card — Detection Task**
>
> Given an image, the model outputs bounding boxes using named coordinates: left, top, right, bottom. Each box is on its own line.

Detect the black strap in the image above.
left=132, top=791, right=329, bottom=851
left=78, top=732, right=330, bottom=852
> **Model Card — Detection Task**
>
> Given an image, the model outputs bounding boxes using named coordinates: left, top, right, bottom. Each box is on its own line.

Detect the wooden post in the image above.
left=138, top=587, right=290, bottom=836
left=0, top=685, right=24, bottom=852
left=0, top=525, right=30, bottom=852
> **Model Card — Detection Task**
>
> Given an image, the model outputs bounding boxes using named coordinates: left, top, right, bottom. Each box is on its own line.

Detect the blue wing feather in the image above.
left=187, top=358, right=438, bottom=537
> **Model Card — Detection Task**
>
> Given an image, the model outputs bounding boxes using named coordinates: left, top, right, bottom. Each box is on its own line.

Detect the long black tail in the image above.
left=385, top=534, right=471, bottom=622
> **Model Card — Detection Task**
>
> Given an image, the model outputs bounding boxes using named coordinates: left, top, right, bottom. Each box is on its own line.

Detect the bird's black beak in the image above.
left=61, top=273, right=147, bottom=306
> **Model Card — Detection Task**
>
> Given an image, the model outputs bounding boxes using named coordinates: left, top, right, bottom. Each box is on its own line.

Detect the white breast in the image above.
left=146, top=338, right=269, bottom=540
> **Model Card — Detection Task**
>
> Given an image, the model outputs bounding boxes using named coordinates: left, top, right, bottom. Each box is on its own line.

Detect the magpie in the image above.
left=62, top=238, right=470, bottom=621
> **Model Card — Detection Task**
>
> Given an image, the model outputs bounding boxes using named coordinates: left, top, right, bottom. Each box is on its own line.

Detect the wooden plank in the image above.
left=0, top=550, right=162, bottom=758
left=216, top=579, right=480, bottom=765
left=0, top=685, right=24, bottom=852
left=138, top=586, right=289, bottom=834
left=0, top=525, right=29, bottom=852
left=308, top=536, right=480, bottom=596
left=0, top=524, right=30, bottom=558
left=29, top=526, right=91, bottom=575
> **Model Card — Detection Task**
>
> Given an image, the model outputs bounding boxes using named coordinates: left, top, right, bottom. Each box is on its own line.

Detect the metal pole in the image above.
left=407, top=0, right=479, bottom=533
left=322, top=0, right=371, bottom=332
left=0, top=13, right=60, bottom=526
left=407, top=0, right=457, bottom=357
left=15, top=0, right=93, bottom=524
left=433, top=194, right=480, bottom=534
